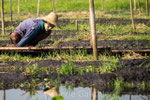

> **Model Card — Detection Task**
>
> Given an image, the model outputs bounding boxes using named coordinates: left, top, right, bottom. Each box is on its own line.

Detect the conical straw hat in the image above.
left=41, top=12, right=60, bottom=28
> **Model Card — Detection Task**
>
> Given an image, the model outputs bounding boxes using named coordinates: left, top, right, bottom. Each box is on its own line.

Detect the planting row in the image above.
left=0, top=58, right=150, bottom=95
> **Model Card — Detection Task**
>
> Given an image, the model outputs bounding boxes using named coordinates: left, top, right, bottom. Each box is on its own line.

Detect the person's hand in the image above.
left=44, top=21, right=55, bottom=31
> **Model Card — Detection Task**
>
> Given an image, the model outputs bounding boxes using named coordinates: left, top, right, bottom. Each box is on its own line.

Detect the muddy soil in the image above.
left=1, top=30, right=148, bottom=41
left=1, top=40, right=150, bottom=50
left=57, top=40, right=150, bottom=50
left=0, top=58, right=150, bottom=94
left=1, top=18, right=150, bottom=28
left=1, top=58, right=150, bottom=82
left=1, top=71, right=149, bottom=95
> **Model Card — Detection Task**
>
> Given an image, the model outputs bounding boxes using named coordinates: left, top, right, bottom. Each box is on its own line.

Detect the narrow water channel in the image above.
left=0, top=86, right=148, bottom=100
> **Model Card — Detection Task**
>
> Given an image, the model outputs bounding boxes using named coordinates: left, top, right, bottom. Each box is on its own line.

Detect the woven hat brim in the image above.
left=41, top=17, right=61, bottom=29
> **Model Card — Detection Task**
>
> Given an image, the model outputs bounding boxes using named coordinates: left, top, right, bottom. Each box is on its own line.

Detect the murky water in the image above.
left=0, top=86, right=148, bottom=100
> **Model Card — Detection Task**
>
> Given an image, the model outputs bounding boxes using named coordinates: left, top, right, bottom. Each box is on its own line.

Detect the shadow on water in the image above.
left=0, top=84, right=150, bottom=100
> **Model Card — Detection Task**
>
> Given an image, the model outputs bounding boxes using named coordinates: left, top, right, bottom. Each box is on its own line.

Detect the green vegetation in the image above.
left=1, top=0, right=149, bottom=12
left=58, top=62, right=96, bottom=75
left=0, top=50, right=96, bottom=62
left=0, top=0, right=150, bottom=99
left=100, top=60, right=120, bottom=73
left=59, top=62, right=77, bottom=75
left=108, top=79, right=123, bottom=100
left=2, top=15, right=150, bottom=41
left=25, top=64, right=39, bottom=77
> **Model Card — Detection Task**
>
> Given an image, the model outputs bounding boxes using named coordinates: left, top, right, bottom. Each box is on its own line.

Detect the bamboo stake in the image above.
left=129, top=95, right=131, bottom=100
left=146, top=0, right=149, bottom=15
left=37, top=0, right=40, bottom=17
left=75, top=20, right=78, bottom=32
left=2, top=47, right=150, bottom=53
left=1, top=0, right=5, bottom=36
left=18, top=0, right=20, bottom=14
left=52, top=0, right=56, bottom=12
left=91, top=88, right=93, bottom=100
left=130, top=0, right=136, bottom=31
left=101, top=0, right=104, bottom=10
left=89, top=0, right=98, bottom=60
left=134, top=0, right=136, bottom=10
left=137, top=0, right=141, bottom=14
left=10, top=0, right=13, bottom=22
left=148, top=95, right=149, bottom=100
left=92, top=88, right=98, bottom=100
left=0, top=46, right=105, bottom=51
left=111, top=49, right=150, bottom=53
left=3, top=90, right=6, bottom=100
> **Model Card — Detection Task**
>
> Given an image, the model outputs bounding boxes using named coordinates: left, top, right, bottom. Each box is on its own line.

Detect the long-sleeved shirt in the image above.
left=14, top=18, right=46, bottom=47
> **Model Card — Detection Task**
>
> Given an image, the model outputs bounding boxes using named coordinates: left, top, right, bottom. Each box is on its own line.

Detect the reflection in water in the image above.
left=3, top=90, right=6, bottom=100
left=43, top=86, right=64, bottom=100
left=91, top=88, right=98, bottom=100
left=129, top=94, right=131, bottom=100
left=0, top=86, right=149, bottom=100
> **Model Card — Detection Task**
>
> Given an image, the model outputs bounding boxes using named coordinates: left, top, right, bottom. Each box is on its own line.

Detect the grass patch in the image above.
left=59, top=62, right=78, bottom=75
left=99, top=59, right=120, bottom=73
left=2, top=0, right=150, bottom=12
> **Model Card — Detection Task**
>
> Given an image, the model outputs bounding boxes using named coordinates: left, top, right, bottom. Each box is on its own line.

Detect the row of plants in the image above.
left=1, top=19, right=150, bottom=42
left=14, top=61, right=121, bottom=76
left=0, top=50, right=121, bottom=62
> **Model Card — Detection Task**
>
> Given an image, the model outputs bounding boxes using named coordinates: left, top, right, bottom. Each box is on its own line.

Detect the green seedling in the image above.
left=25, top=63, right=38, bottom=77
left=99, top=60, right=121, bottom=73
left=59, top=62, right=77, bottom=75
left=137, top=81, right=146, bottom=90
left=84, top=65, right=94, bottom=73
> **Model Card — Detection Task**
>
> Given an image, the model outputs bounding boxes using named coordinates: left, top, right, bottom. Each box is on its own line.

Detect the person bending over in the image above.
left=10, top=12, right=60, bottom=47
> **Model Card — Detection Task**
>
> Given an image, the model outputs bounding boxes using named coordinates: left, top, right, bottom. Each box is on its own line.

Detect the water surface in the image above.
left=0, top=86, right=148, bottom=100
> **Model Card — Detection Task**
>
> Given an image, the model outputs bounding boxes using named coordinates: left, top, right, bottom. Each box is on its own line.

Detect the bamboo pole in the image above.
left=89, top=0, right=98, bottom=60
left=52, top=0, right=56, bottom=12
left=18, top=0, right=20, bottom=14
left=10, top=0, right=13, bottom=22
left=1, top=0, right=5, bottom=36
left=148, top=95, right=149, bottom=100
left=3, top=90, right=6, bottom=100
left=134, top=0, right=136, bottom=10
left=101, top=0, right=104, bottom=10
left=2, top=46, right=150, bottom=53
left=137, top=0, right=141, bottom=14
left=37, top=0, right=40, bottom=17
left=111, top=49, right=150, bottom=53
left=130, top=0, right=136, bottom=31
left=92, top=88, right=98, bottom=100
left=146, top=0, right=149, bottom=15
left=0, top=46, right=105, bottom=51
left=91, top=88, right=93, bottom=100
left=75, top=20, right=78, bottom=32
left=129, top=95, right=131, bottom=100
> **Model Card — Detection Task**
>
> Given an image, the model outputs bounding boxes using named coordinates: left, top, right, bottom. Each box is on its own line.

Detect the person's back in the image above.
left=13, top=18, right=46, bottom=46
left=14, top=18, right=42, bottom=37
left=10, top=12, right=60, bottom=47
